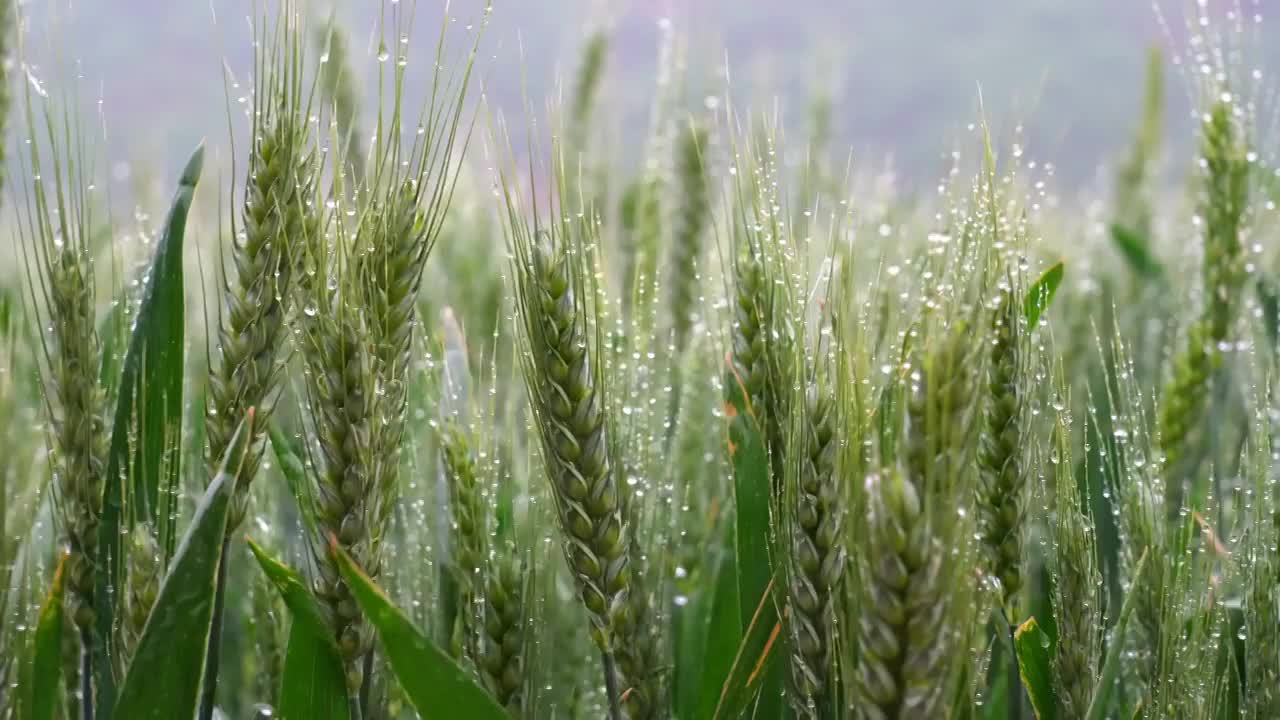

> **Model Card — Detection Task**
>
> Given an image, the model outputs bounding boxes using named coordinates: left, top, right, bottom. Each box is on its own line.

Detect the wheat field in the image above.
left=0, top=2, right=1278, bottom=720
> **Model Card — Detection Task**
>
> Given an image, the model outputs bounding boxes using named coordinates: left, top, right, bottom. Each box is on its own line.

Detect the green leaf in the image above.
left=724, top=365, right=771, bottom=629
left=711, top=578, right=784, bottom=720
left=332, top=542, right=507, bottom=720
left=673, top=517, right=741, bottom=720
left=1024, top=260, right=1065, bottom=327
left=113, top=408, right=251, bottom=720
left=280, top=619, right=351, bottom=720
left=979, top=648, right=1011, bottom=720
left=104, top=140, right=203, bottom=522
left=1014, top=617, right=1058, bottom=720
left=27, top=554, right=66, bottom=720
left=95, top=143, right=204, bottom=716
left=1086, top=549, right=1149, bottom=720
left=722, top=362, right=786, bottom=719
left=1109, top=224, right=1164, bottom=279
left=246, top=539, right=350, bottom=720
left=246, top=539, right=339, bottom=655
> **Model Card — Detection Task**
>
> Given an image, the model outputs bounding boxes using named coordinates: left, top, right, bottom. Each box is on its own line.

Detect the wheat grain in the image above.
left=1049, top=406, right=1101, bottom=720
left=510, top=219, right=631, bottom=718
left=786, top=379, right=845, bottom=718
left=118, top=525, right=160, bottom=673
left=209, top=36, right=318, bottom=536
left=977, top=295, right=1026, bottom=614
left=439, top=417, right=486, bottom=660
left=856, top=468, right=950, bottom=720
left=1158, top=100, right=1248, bottom=515
left=668, top=123, right=710, bottom=356
left=20, top=97, right=111, bottom=719
left=479, top=548, right=528, bottom=713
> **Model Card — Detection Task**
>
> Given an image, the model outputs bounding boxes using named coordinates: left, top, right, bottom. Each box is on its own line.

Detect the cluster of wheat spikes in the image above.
left=4, top=2, right=1280, bottom=720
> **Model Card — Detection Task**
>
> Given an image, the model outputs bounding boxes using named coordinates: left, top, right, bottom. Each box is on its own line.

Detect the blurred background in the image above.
left=16, top=1, right=1280, bottom=190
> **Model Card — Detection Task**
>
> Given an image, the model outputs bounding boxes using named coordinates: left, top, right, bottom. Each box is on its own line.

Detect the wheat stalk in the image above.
left=977, top=293, right=1027, bottom=614
left=508, top=200, right=631, bottom=718
left=198, top=14, right=319, bottom=717
left=616, top=545, right=664, bottom=720
left=439, top=417, right=487, bottom=659
left=19, top=86, right=110, bottom=720
left=856, top=468, right=951, bottom=720
left=668, top=123, right=710, bottom=356
left=786, top=377, right=845, bottom=718
left=1158, top=100, right=1248, bottom=516
left=479, top=547, right=528, bottom=713
left=118, top=525, right=160, bottom=674
left=1049, top=401, right=1101, bottom=719
left=302, top=294, right=377, bottom=697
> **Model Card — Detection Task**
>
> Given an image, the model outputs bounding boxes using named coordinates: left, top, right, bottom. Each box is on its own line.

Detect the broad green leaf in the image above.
left=1086, top=549, right=1148, bottom=720
left=711, top=578, right=785, bottom=720
left=724, top=365, right=771, bottom=628
left=332, top=543, right=507, bottom=720
left=978, top=648, right=1011, bottom=720
left=723, top=362, right=787, bottom=719
left=247, top=539, right=350, bottom=720
left=693, top=543, right=742, bottom=720
left=1014, top=617, right=1058, bottom=720
left=105, top=141, right=203, bottom=519
left=96, top=144, right=204, bottom=716
left=673, top=516, right=740, bottom=720
left=1024, top=261, right=1065, bottom=327
left=280, top=619, right=351, bottom=720
left=113, top=409, right=250, bottom=720
left=1109, top=224, right=1164, bottom=279
left=28, top=554, right=66, bottom=720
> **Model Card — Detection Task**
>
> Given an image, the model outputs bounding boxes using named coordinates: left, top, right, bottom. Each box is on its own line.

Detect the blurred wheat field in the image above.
left=1, top=2, right=1279, bottom=720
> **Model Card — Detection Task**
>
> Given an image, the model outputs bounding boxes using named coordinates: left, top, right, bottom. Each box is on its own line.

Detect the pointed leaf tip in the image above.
left=1024, top=261, right=1065, bottom=327
left=30, top=554, right=68, bottom=720
left=1013, top=617, right=1058, bottom=720
left=332, top=544, right=506, bottom=719
left=180, top=142, right=206, bottom=187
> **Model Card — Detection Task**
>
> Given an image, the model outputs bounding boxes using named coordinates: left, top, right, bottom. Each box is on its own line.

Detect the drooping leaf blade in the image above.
left=28, top=554, right=66, bottom=720
left=1024, top=260, right=1065, bottom=327
left=95, top=143, right=204, bottom=715
left=1014, top=617, right=1058, bottom=720
left=247, top=539, right=350, bottom=720
left=112, top=408, right=250, bottom=720
left=332, top=542, right=506, bottom=720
